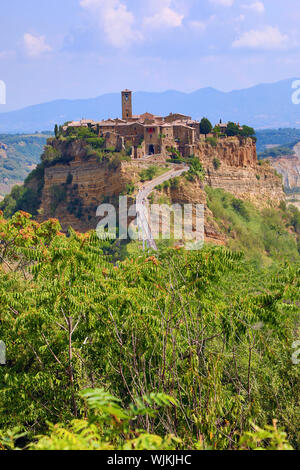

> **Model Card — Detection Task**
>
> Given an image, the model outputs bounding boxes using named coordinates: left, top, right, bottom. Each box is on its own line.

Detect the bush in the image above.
left=226, top=122, right=240, bottom=137
left=86, top=137, right=105, bottom=149
left=41, top=146, right=62, bottom=165
left=231, top=197, right=250, bottom=221
left=213, top=158, right=221, bottom=170
left=170, top=177, right=180, bottom=189
left=206, top=137, right=217, bottom=148
left=125, top=182, right=135, bottom=195
left=140, top=166, right=159, bottom=182
left=187, top=157, right=205, bottom=181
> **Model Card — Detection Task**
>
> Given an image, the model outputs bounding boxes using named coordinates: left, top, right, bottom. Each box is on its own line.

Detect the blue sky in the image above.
left=0, top=0, right=299, bottom=111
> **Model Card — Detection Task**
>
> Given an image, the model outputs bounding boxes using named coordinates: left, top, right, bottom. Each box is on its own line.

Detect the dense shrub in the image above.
left=140, top=165, right=160, bottom=182
left=0, top=214, right=299, bottom=449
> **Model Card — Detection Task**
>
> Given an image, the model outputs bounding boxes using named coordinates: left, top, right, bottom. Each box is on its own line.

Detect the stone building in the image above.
left=63, top=90, right=203, bottom=159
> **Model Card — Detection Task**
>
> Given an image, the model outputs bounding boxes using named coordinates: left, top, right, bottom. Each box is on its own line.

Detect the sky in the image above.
left=0, top=0, right=300, bottom=111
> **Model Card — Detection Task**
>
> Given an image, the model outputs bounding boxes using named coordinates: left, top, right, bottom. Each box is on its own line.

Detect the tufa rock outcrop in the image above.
left=37, top=136, right=284, bottom=238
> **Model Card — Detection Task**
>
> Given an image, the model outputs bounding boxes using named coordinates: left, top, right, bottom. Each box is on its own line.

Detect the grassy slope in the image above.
left=0, top=133, right=51, bottom=197
left=206, top=186, right=300, bottom=265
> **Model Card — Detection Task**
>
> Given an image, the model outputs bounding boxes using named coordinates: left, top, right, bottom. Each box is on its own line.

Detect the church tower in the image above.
left=122, top=89, right=132, bottom=120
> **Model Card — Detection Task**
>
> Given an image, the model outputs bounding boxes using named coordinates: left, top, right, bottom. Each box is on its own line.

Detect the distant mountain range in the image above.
left=0, top=78, right=299, bottom=133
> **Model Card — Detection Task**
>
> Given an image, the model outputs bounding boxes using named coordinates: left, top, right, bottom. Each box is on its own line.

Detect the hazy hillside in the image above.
left=0, top=78, right=299, bottom=133
left=0, top=133, right=51, bottom=197
left=256, top=128, right=300, bottom=153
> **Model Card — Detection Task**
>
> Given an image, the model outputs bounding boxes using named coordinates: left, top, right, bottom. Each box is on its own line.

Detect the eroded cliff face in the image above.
left=197, top=137, right=257, bottom=168
left=151, top=137, right=284, bottom=246
left=196, top=137, right=285, bottom=207
left=152, top=178, right=226, bottom=246
left=38, top=136, right=284, bottom=239
left=269, top=142, right=300, bottom=192
left=39, top=154, right=160, bottom=232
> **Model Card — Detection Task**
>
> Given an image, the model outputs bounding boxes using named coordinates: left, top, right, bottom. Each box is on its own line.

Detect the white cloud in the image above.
left=80, top=0, right=140, bottom=48
left=143, top=0, right=184, bottom=29
left=209, top=0, right=234, bottom=6
left=23, top=33, right=52, bottom=57
left=189, top=20, right=206, bottom=34
left=242, top=2, right=265, bottom=14
left=0, top=50, right=15, bottom=60
left=232, top=25, right=289, bottom=49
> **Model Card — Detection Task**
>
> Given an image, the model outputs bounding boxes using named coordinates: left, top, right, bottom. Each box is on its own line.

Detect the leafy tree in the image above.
left=200, top=117, right=213, bottom=136
left=241, top=125, right=255, bottom=138
left=225, top=122, right=240, bottom=136
left=0, top=206, right=300, bottom=450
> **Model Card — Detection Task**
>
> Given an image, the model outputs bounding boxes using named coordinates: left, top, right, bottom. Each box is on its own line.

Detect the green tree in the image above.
left=200, top=117, right=213, bottom=136
left=241, top=125, right=255, bottom=138
left=225, top=122, right=240, bottom=136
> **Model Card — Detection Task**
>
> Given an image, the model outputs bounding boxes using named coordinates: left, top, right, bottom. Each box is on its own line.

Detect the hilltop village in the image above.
left=62, top=90, right=243, bottom=159
left=0, top=90, right=285, bottom=239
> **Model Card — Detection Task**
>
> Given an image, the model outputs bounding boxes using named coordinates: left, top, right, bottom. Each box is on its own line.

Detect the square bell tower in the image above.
left=122, top=89, right=132, bottom=120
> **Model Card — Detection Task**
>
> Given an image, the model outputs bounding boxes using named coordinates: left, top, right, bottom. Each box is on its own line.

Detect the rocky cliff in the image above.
left=195, top=137, right=284, bottom=207
left=150, top=137, right=284, bottom=245
left=37, top=136, right=284, bottom=240
left=269, top=142, right=300, bottom=192
left=39, top=146, right=169, bottom=232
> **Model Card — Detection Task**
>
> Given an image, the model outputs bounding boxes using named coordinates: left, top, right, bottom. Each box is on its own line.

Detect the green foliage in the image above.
left=0, top=163, right=45, bottom=218
left=26, top=388, right=179, bottom=451
left=240, top=125, right=255, bottom=138
left=212, top=126, right=221, bottom=137
left=41, top=145, right=62, bottom=165
left=240, top=421, right=293, bottom=451
left=213, top=158, right=221, bottom=170
left=206, top=186, right=300, bottom=263
left=258, top=144, right=296, bottom=160
left=226, top=122, right=240, bottom=137
left=86, top=137, right=105, bottom=150
left=0, top=133, right=50, bottom=197
left=124, top=182, right=135, bottom=195
left=206, top=136, right=217, bottom=147
left=107, top=152, right=131, bottom=171
left=187, top=157, right=205, bottom=181
left=0, top=209, right=299, bottom=450
left=200, top=118, right=212, bottom=135
left=166, top=147, right=183, bottom=163
left=64, top=127, right=97, bottom=140
left=255, top=128, right=300, bottom=153
left=140, top=165, right=160, bottom=182
left=169, top=176, right=180, bottom=189
left=290, top=205, right=300, bottom=234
